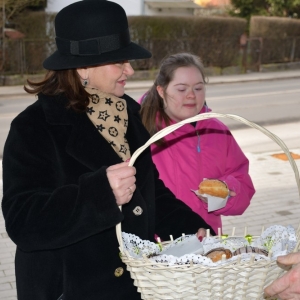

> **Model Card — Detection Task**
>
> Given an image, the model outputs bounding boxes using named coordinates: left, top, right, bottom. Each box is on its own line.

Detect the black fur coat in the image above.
left=2, top=93, right=213, bottom=300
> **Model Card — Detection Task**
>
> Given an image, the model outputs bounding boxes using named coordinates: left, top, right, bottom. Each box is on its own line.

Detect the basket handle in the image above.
left=116, top=113, right=300, bottom=251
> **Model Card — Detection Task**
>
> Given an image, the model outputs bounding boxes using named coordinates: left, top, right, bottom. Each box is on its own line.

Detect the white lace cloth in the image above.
left=121, top=225, right=297, bottom=266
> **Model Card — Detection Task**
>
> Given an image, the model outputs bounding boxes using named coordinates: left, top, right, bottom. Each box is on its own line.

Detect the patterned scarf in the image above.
left=85, top=87, right=131, bottom=161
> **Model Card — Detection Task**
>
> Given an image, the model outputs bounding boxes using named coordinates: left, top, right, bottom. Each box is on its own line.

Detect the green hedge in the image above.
left=11, top=11, right=56, bottom=73
left=9, top=13, right=247, bottom=72
left=249, top=16, right=300, bottom=64
left=128, top=16, right=247, bottom=70
left=250, top=16, right=300, bottom=38
left=5, top=12, right=300, bottom=74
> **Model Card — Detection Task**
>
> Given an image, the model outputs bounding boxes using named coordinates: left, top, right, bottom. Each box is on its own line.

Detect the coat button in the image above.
left=133, top=206, right=143, bottom=216
left=114, top=267, right=124, bottom=277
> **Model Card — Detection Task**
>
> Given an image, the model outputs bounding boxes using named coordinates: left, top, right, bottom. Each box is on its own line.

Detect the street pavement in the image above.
left=0, top=69, right=300, bottom=299
left=1, top=69, right=300, bottom=98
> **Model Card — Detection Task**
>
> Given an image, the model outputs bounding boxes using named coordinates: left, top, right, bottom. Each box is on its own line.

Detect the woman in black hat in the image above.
left=2, top=1, right=214, bottom=299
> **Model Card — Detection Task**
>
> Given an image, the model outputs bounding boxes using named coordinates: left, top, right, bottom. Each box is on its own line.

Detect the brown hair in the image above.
left=140, top=53, right=208, bottom=144
left=24, top=69, right=90, bottom=112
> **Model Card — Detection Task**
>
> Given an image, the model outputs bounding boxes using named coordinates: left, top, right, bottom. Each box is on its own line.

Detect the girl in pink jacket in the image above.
left=139, top=53, right=255, bottom=234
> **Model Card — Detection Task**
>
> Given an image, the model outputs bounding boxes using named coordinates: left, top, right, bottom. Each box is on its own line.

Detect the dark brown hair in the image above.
left=24, top=69, right=90, bottom=112
left=140, top=53, right=208, bottom=143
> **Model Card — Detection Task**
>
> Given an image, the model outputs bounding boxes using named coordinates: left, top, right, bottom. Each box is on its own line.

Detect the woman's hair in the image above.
left=140, top=53, right=207, bottom=141
left=24, top=69, right=90, bottom=112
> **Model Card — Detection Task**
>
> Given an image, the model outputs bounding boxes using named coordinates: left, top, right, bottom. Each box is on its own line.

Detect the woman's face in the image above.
left=157, top=66, right=206, bottom=122
left=77, top=61, right=134, bottom=97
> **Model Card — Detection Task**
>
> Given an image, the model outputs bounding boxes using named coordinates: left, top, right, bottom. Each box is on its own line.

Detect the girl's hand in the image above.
left=106, top=161, right=136, bottom=206
left=198, top=190, right=236, bottom=203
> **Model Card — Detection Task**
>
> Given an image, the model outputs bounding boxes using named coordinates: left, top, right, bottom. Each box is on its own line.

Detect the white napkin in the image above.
left=159, top=235, right=204, bottom=257
left=191, top=189, right=229, bottom=212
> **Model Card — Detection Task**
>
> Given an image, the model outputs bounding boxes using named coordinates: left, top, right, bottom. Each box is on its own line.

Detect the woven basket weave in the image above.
left=116, top=113, right=300, bottom=300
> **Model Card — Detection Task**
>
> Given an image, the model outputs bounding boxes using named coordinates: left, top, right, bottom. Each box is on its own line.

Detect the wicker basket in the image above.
left=116, top=113, right=300, bottom=300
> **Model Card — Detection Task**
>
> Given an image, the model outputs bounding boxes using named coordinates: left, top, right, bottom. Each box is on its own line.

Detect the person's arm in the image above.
left=209, top=132, right=255, bottom=216
left=264, top=252, right=300, bottom=299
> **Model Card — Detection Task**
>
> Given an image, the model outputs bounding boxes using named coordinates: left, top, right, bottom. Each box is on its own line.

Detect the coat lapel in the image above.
left=66, top=112, right=123, bottom=170
left=41, top=93, right=123, bottom=171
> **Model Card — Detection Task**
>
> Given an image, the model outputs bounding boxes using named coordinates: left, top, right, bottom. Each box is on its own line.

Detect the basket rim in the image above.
left=120, top=252, right=277, bottom=270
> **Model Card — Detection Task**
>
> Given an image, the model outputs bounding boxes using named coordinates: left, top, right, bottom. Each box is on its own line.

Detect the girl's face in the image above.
left=77, top=61, right=134, bottom=97
left=157, top=66, right=206, bottom=122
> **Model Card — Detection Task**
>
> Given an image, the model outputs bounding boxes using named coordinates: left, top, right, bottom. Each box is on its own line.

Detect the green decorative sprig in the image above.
left=263, top=236, right=275, bottom=251
left=156, top=237, right=163, bottom=251
left=245, top=234, right=253, bottom=245
left=133, top=246, right=140, bottom=255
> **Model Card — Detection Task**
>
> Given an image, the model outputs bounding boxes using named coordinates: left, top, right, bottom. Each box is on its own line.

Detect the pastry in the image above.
left=205, top=247, right=232, bottom=262
left=198, top=179, right=229, bottom=198
left=233, top=246, right=268, bottom=256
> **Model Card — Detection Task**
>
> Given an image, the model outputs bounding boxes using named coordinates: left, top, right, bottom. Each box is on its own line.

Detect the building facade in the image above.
left=46, top=0, right=143, bottom=15
left=46, top=0, right=230, bottom=16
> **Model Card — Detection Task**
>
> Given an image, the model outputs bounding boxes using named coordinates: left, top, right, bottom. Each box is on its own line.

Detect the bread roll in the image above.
left=198, top=179, right=229, bottom=198
left=205, top=247, right=232, bottom=262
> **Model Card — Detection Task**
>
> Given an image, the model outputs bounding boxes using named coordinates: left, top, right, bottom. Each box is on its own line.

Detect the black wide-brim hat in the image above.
left=43, top=0, right=151, bottom=70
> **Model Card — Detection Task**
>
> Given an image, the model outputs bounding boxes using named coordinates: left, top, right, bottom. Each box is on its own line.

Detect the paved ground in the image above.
left=1, top=69, right=300, bottom=98
left=0, top=69, right=300, bottom=299
left=0, top=179, right=16, bottom=299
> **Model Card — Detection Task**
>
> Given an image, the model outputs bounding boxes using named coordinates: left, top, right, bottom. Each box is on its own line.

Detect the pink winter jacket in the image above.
left=140, top=99, right=255, bottom=233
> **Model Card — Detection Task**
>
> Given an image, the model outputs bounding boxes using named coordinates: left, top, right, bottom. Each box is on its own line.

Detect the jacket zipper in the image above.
left=196, top=130, right=201, bottom=153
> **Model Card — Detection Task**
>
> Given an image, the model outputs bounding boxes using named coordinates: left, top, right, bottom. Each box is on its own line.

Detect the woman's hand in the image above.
left=106, top=161, right=136, bottom=206
left=196, top=228, right=208, bottom=241
left=264, top=252, right=300, bottom=299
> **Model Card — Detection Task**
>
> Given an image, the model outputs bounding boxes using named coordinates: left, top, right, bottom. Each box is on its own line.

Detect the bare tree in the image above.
left=0, top=0, right=45, bottom=72
left=2, top=0, right=44, bottom=20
